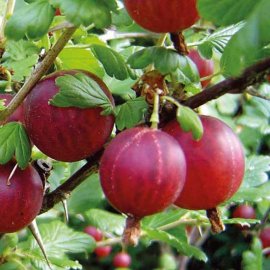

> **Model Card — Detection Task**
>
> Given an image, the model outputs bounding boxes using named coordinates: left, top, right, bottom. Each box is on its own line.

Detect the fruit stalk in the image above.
left=0, top=26, right=77, bottom=124
left=206, top=208, right=225, bottom=233
left=170, top=32, right=189, bottom=55
left=123, top=216, right=141, bottom=246
left=150, top=92, right=160, bottom=129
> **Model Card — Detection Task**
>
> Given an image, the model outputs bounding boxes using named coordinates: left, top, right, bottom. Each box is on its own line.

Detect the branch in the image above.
left=39, top=150, right=103, bottom=214
left=183, top=57, right=270, bottom=109
left=0, top=26, right=77, bottom=124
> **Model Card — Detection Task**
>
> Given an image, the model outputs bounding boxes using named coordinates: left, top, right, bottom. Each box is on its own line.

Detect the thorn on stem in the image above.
left=28, top=219, right=52, bottom=270
left=61, top=199, right=69, bottom=223
left=6, top=163, right=18, bottom=186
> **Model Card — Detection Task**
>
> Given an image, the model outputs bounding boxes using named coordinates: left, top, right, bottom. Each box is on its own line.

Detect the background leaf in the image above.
left=221, top=0, right=270, bottom=76
left=91, top=45, right=135, bottom=80
left=68, top=174, right=104, bottom=214
left=197, top=23, right=244, bottom=57
left=242, top=156, right=270, bottom=188
left=242, top=238, right=263, bottom=270
left=85, top=209, right=125, bottom=236
left=144, top=229, right=207, bottom=262
left=128, top=47, right=200, bottom=90
left=142, top=209, right=187, bottom=229
left=58, top=48, right=105, bottom=78
left=19, top=221, right=94, bottom=269
left=5, top=0, right=55, bottom=40
left=197, top=0, right=257, bottom=26
left=51, top=0, right=117, bottom=28
left=2, top=40, right=39, bottom=81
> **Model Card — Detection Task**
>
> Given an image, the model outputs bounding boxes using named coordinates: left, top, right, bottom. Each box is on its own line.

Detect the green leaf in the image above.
left=19, top=221, right=94, bottom=269
left=216, top=94, right=240, bottom=116
left=104, top=77, right=137, bottom=98
left=33, top=255, right=82, bottom=270
left=51, top=0, right=117, bottom=28
left=115, top=97, right=148, bottom=130
left=0, top=262, right=19, bottom=270
left=230, top=181, right=270, bottom=203
left=221, top=0, right=270, bottom=76
left=238, top=96, right=270, bottom=129
left=128, top=47, right=200, bottom=86
left=242, top=238, right=263, bottom=270
left=58, top=48, right=105, bottom=78
left=230, top=155, right=270, bottom=203
left=144, top=229, right=207, bottom=262
left=159, top=253, right=177, bottom=270
left=0, top=123, right=31, bottom=169
left=85, top=209, right=125, bottom=236
left=0, top=233, right=19, bottom=255
left=37, top=221, right=95, bottom=254
left=128, top=47, right=179, bottom=74
left=112, top=7, right=133, bottom=27
left=3, top=55, right=38, bottom=82
left=223, top=218, right=260, bottom=227
left=197, top=23, right=244, bottom=56
left=176, top=107, right=203, bottom=140
left=142, top=209, right=187, bottom=229
left=5, top=0, right=55, bottom=40
left=2, top=40, right=39, bottom=81
left=68, top=174, right=104, bottom=213
left=91, top=45, right=135, bottom=80
left=127, top=47, right=155, bottom=70
left=242, top=156, right=270, bottom=188
left=50, top=73, right=114, bottom=115
left=197, top=0, right=257, bottom=26
left=2, top=40, right=39, bottom=60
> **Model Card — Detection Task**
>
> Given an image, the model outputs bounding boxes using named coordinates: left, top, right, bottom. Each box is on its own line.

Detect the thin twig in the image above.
left=40, top=149, right=103, bottom=214
left=183, top=57, right=270, bottom=109
left=48, top=21, right=75, bottom=33
left=0, top=26, right=77, bottom=124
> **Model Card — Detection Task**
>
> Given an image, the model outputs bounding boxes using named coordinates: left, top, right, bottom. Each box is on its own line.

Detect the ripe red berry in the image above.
left=24, top=70, right=114, bottom=162
left=232, top=205, right=256, bottom=220
left=163, top=115, right=245, bottom=210
left=100, top=127, right=186, bottom=219
left=124, top=0, right=199, bottom=33
left=84, top=226, right=103, bottom=242
left=113, top=252, right=131, bottom=268
left=94, top=246, right=112, bottom=258
left=0, top=93, right=24, bottom=123
left=188, top=50, right=214, bottom=88
left=260, top=228, right=270, bottom=252
left=0, top=162, right=43, bottom=233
